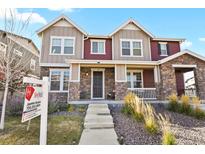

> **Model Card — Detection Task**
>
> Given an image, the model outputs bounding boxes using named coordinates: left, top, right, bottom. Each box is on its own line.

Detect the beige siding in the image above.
left=115, top=64, right=126, bottom=81
left=41, top=25, right=84, bottom=64
left=70, top=63, right=80, bottom=81
left=113, top=29, right=151, bottom=61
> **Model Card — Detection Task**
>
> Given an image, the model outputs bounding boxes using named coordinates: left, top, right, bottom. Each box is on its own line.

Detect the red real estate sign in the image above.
left=22, top=86, right=43, bottom=123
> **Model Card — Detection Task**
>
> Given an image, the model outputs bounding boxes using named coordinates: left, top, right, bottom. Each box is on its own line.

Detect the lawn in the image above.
left=0, top=105, right=86, bottom=145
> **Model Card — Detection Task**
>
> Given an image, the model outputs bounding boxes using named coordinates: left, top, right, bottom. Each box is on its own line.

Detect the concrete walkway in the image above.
left=79, top=104, right=119, bottom=145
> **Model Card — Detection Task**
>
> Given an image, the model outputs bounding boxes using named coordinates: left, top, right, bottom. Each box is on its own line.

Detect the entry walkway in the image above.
left=79, top=104, right=119, bottom=145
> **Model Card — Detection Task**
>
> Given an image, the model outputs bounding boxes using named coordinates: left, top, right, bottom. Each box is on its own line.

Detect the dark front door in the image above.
left=93, top=71, right=103, bottom=98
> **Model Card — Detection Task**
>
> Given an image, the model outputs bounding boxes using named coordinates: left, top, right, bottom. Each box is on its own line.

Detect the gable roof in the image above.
left=36, top=14, right=88, bottom=36
left=109, top=18, right=155, bottom=38
left=159, top=49, right=205, bottom=64
left=0, top=29, right=39, bottom=56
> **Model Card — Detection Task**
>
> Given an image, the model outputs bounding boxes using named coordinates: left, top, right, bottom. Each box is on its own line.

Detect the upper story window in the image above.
left=0, top=42, right=7, bottom=53
left=50, top=36, right=75, bottom=55
left=30, top=58, right=36, bottom=71
left=121, top=39, right=143, bottom=57
left=50, top=69, right=69, bottom=92
left=159, top=42, right=168, bottom=56
left=127, top=70, right=143, bottom=88
left=91, top=40, right=105, bottom=54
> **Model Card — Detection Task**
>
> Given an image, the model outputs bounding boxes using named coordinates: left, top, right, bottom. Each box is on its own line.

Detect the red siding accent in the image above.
left=175, top=71, right=185, bottom=96
left=151, top=41, right=181, bottom=61
left=84, top=38, right=112, bottom=60
left=143, top=69, right=155, bottom=88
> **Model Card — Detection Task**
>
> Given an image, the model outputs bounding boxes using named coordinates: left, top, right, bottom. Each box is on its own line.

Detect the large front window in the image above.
left=121, top=39, right=143, bottom=56
left=127, top=70, right=143, bottom=88
left=50, top=37, right=75, bottom=55
left=50, top=69, right=70, bottom=91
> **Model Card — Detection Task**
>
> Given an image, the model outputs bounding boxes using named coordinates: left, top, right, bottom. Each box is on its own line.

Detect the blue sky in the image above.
left=0, top=8, right=205, bottom=56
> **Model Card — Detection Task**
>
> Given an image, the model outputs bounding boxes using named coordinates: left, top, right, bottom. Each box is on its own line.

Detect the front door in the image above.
left=92, top=70, right=104, bottom=99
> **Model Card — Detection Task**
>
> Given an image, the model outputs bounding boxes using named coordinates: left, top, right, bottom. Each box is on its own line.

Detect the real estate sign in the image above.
left=22, top=86, right=43, bottom=123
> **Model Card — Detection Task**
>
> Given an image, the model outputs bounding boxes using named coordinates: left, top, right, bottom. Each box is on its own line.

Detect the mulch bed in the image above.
left=109, top=103, right=205, bottom=145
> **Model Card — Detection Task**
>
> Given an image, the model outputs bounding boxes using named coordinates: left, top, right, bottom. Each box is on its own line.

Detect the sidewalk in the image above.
left=79, top=104, right=119, bottom=145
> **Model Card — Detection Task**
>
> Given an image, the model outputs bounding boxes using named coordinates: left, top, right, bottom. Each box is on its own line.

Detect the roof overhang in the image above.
left=65, top=59, right=158, bottom=66
left=152, top=38, right=185, bottom=43
left=36, top=14, right=88, bottom=36
left=109, top=18, right=155, bottom=38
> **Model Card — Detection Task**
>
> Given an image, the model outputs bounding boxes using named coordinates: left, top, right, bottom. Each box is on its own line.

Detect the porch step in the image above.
left=88, top=104, right=108, bottom=109
left=84, top=122, right=114, bottom=129
left=84, top=115, right=113, bottom=123
left=86, top=107, right=110, bottom=115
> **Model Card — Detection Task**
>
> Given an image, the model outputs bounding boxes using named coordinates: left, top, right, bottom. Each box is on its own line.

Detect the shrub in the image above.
left=122, top=92, right=136, bottom=115
left=143, top=103, right=158, bottom=134
left=157, top=113, right=176, bottom=145
left=48, top=102, right=59, bottom=114
left=168, top=93, right=178, bottom=111
left=180, top=95, right=191, bottom=114
left=191, top=97, right=205, bottom=119
left=67, top=104, right=75, bottom=112
left=132, top=96, right=144, bottom=121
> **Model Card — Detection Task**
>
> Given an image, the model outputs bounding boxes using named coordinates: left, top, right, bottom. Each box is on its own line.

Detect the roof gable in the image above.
left=109, top=18, right=155, bottom=38
left=36, top=15, right=88, bottom=36
left=159, top=49, right=205, bottom=64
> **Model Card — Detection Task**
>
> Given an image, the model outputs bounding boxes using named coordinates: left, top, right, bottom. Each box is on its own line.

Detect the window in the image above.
left=121, top=39, right=143, bottom=56
left=127, top=70, right=143, bottom=88
left=0, top=42, right=6, bottom=53
left=50, top=37, right=75, bottom=55
left=50, top=69, right=70, bottom=92
left=14, top=49, right=23, bottom=57
left=159, top=43, right=168, bottom=56
left=30, top=59, right=36, bottom=71
left=91, top=40, right=105, bottom=54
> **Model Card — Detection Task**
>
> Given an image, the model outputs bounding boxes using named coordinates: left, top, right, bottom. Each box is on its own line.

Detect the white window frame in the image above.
left=0, top=41, right=7, bottom=53
left=90, top=39, right=106, bottom=54
left=50, top=36, right=75, bottom=55
left=159, top=42, right=168, bottom=56
left=127, top=70, right=144, bottom=89
left=49, top=69, right=70, bottom=92
left=14, top=49, right=23, bottom=57
left=30, top=58, right=36, bottom=71
left=120, top=39, right=143, bottom=57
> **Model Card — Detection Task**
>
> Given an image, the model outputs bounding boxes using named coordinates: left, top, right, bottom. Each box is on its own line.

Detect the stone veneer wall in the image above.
left=115, top=82, right=128, bottom=100
left=69, top=82, right=80, bottom=101
left=80, top=67, right=115, bottom=99
left=159, top=54, right=205, bottom=100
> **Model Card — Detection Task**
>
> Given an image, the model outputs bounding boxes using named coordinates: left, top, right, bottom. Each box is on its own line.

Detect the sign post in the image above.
left=22, top=77, right=49, bottom=145
left=40, top=77, right=49, bottom=145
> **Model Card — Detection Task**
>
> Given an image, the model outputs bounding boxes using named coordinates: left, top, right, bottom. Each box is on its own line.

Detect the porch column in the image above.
left=154, top=65, right=162, bottom=100
left=114, top=64, right=128, bottom=100
left=69, top=63, right=80, bottom=101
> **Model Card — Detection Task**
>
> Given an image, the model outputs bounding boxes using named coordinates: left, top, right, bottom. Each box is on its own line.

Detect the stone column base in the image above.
left=115, top=82, right=128, bottom=100
left=69, top=82, right=80, bottom=101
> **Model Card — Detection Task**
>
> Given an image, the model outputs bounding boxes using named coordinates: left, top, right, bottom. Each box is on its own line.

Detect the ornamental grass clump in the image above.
left=157, top=113, right=176, bottom=145
left=192, top=97, right=205, bottom=119
left=143, top=103, right=158, bottom=134
left=132, top=96, right=145, bottom=121
left=122, top=92, right=136, bottom=115
left=168, top=93, right=178, bottom=111
left=180, top=95, right=191, bottom=114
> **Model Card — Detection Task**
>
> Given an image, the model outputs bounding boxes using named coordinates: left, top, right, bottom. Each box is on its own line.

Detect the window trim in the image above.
left=49, top=69, right=70, bottom=92
left=127, top=70, right=144, bottom=89
left=90, top=39, right=106, bottom=55
left=30, top=58, right=36, bottom=71
left=120, top=39, right=143, bottom=57
left=159, top=42, right=168, bottom=56
left=49, top=36, right=75, bottom=55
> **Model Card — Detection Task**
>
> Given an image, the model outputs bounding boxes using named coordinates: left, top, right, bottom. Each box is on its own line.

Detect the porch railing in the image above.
left=184, top=89, right=197, bottom=97
left=128, top=88, right=157, bottom=100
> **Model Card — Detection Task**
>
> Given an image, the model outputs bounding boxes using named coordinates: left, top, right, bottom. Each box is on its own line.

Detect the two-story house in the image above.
left=37, top=15, right=205, bottom=102
left=0, top=30, right=40, bottom=82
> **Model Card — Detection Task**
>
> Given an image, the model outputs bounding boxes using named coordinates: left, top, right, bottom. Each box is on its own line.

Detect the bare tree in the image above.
left=0, top=9, right=35, bottom=129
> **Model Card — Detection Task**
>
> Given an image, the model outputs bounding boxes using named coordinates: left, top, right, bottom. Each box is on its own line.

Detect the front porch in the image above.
left=68, top=61, right=159, bottom=101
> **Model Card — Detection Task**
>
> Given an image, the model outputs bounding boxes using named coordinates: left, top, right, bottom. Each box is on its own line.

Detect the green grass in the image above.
left=0, top=115, right=84, bottom=145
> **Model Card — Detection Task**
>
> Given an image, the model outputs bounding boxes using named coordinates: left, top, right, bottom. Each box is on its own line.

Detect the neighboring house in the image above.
left=0, top=30, right=40, bottom=84
left=37, top=15, right=205, bottom=102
